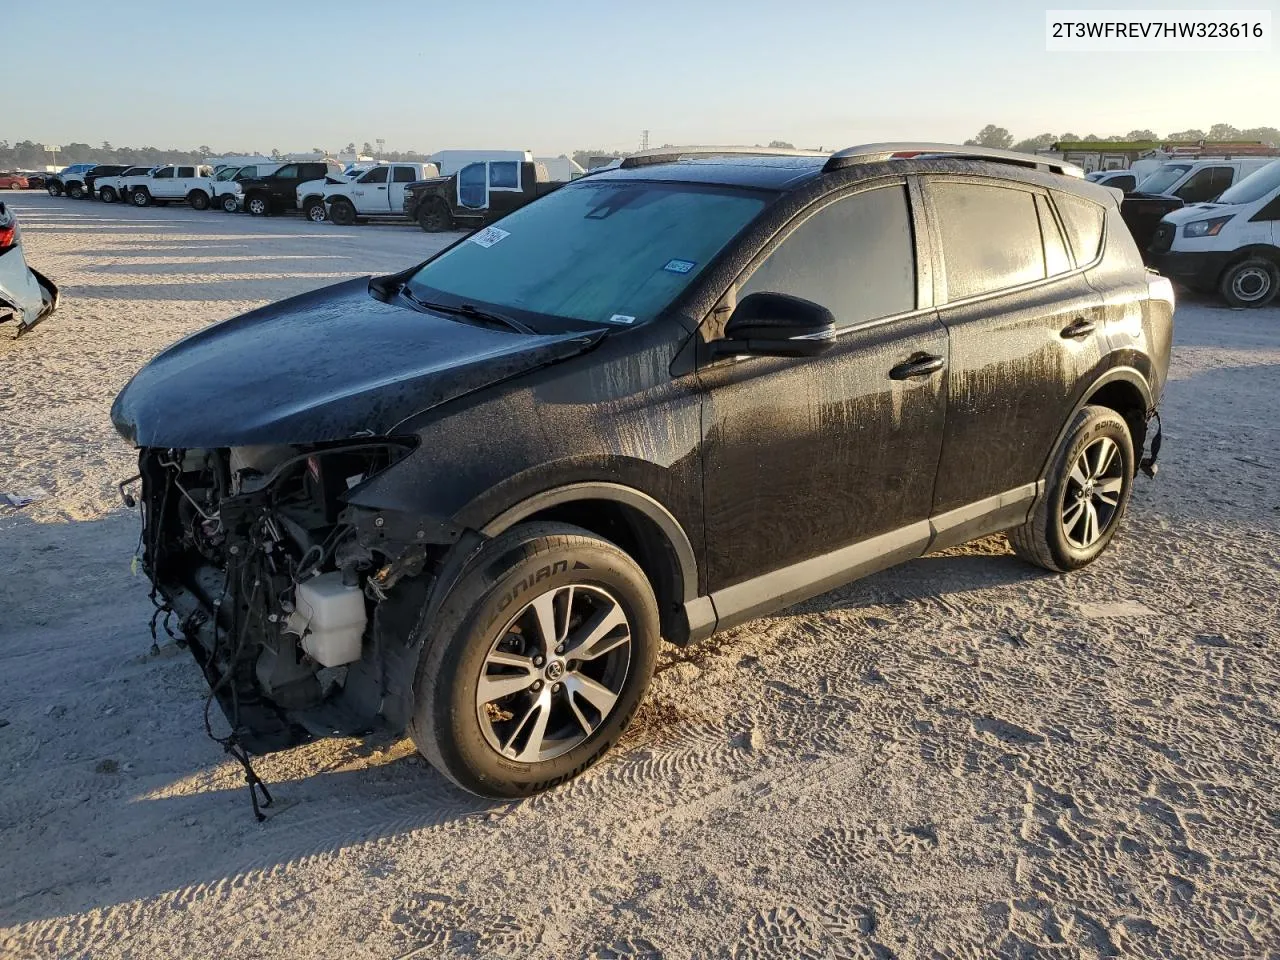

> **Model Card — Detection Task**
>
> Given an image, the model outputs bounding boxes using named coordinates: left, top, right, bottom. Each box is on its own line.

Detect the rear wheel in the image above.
left=417, top=199, right=452, bottom=232
left=245, top=193, right=269, bottom=216
left=328, top=198, right=356, bottom=226
left=187, top=189, right=210, bottom=210
left=409, top=522, right=659, bottom=799
left=1009, top=405, right=1135, bottom=573
left=131, top=188, right=151, bottom=207
left=1219, top=257, right=1279, bottom=309
left=304, top=199, right=328, bottom=223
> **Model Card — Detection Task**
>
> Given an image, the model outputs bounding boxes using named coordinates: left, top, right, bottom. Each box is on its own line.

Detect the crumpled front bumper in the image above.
left=0, top=247, right=58, bottom=336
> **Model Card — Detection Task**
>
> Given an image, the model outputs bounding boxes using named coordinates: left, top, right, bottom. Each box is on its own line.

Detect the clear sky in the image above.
left=8, top=0, right=1278, bottom=155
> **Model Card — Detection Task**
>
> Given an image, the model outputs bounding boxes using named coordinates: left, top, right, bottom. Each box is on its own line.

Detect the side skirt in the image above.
left=685, top=482, right=1041, bottom=641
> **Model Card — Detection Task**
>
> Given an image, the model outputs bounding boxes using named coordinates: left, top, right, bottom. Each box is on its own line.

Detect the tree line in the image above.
left=0, top=139, right=436, bottom=170
left=965, top=123, right=1280, bottom=153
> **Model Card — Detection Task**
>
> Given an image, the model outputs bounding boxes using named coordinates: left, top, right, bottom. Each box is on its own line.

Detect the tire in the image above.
left=9, top=182, right=22, bottom=190
left=131, top=188, right=151, bottom=207
left=408, top=521, right=660, bottom=799
left=67, top=182, right=84, bottom=199
left=304, top=199, right=328, bottom=223
left=1009, top=405, right=1135, bottom=573
left=187, top=190, right=210, bottom=210
left=328, top=198, right=356, bottom=226
left=1219, top=257, right=1279, bottom=309
left=100, top=186, right=117, bottom=203
left=47, top=183, right=63, bottom=197
left=417, top=199, right=452, bottom=232
left=245, top=192, right=270, bottom=216
left=220, top=193, right=240, bottom=213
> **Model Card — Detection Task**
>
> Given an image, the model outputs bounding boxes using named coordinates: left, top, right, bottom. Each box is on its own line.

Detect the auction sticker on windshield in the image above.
left=663, top=259, right=696, bottom=274
left=469, top=226, right=510, bottom=248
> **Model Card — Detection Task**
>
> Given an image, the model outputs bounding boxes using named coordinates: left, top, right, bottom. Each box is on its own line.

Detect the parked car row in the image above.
left=43, top=151, right=574, bottom=234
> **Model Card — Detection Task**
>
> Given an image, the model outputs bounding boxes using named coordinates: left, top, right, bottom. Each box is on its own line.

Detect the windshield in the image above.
left=215, top=167, right=240, bottom=181
left=1136, top=163, right=1191, bottom=195
left=1217, top=159, right=1280, bottom=205
left=405, top=180, right=770, bottom=331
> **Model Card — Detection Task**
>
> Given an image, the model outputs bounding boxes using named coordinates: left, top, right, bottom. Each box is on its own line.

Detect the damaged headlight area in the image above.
left=132, top=438, right=460, bottom=754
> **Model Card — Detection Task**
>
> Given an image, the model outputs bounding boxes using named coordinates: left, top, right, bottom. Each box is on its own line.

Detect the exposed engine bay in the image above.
left=130, top=440, right=455, bottom=756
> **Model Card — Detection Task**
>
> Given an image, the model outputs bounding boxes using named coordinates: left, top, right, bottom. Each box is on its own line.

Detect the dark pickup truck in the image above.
left=404, top=159, right=565, bottom=231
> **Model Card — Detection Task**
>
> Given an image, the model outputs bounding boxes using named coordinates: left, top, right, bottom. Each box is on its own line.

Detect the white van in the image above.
left=1149, top=159, right=1280, bottom=308
left=1135, top=157, right=1275, bottom=203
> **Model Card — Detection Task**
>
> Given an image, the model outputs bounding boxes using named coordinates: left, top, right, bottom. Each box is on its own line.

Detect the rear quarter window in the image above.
left=930, top=181, right=1046, bottom=300
left=1051, top=192, right=1106, bottom=265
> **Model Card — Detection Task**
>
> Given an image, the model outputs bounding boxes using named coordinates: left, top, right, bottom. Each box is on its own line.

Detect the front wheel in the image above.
left=1009, top=405, right=1135, bottom=573
left=417, top=199, right=452, bottom=232
left=1219, top=257, right=1279, bottom=309
left=187, top=189, right=210, bottom=210
left=245, top=193, right=269, bottom=216
left=304, top=199, right=328, bottom=223
left=409, top=522, right=660, bottom=799
left=220, top=193, right=240, bottom=213
left=47, top=183, right=63, bottom=197
left=328, top=198, right=356, bottom=226
left=131, top=188, right=151, bottom=207
left=99, top=186, right=118, bottom=203
left=67, top=182, right=85, bottom=199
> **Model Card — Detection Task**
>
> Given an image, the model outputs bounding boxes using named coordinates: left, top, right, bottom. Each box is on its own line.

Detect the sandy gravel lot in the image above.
left=1, top=192, right=1278, bottom=960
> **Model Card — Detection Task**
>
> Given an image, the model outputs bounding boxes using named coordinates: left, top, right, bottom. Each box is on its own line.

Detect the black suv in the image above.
left=112, top=144, right=1173, bottom=801
left=237, top=160, right=342, bottom=215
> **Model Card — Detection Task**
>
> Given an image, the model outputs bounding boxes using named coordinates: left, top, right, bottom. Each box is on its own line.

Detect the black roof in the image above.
left=579, top=154, right=1120, bottom=205
left=582, top=156, right=829, bottom=191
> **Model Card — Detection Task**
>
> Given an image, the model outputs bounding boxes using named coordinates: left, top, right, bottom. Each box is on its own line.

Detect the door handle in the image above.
left=1060, top=317, right=1097, bottom=339
left=889, top=354, right=946, bottom=380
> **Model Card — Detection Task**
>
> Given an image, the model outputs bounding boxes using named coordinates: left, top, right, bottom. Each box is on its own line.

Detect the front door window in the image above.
left=458, top=163, right=488, bottom=209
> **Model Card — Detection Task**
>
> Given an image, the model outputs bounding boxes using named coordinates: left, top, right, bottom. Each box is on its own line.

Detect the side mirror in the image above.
left=710, top=292, right=837, bottom=359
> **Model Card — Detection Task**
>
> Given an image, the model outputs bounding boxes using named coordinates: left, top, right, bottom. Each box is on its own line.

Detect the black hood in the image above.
left=111, top=278, right=603, bottom=447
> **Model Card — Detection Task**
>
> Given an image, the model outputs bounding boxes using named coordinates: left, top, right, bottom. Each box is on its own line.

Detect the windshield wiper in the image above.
left=399, top=285, right=534, bottom=334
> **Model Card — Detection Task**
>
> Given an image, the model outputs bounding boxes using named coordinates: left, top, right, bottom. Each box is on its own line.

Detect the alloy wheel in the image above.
left=1061, top=436, right=1125, bottom=549
left=475, top=584, right=632, bottom=763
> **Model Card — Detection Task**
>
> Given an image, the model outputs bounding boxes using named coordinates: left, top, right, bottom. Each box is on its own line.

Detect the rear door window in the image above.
left=393, top=166, right=418, bottom=182
left=176, top=167, right=194, bottom=178
left=740, top=185, right=916, bottom=328
left=1051, top=191, right=1106, bottom=265
left=930, top=181, right=1045, bottom=300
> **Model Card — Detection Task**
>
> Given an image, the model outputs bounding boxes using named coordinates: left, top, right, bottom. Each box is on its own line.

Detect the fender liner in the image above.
left=1039, top=365, right=1154, bottom=482
left=479, top=481, right=699, bottom=606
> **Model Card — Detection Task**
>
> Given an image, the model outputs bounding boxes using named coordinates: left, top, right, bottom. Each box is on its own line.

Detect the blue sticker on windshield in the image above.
left=663, top=258, right=696, bottom=274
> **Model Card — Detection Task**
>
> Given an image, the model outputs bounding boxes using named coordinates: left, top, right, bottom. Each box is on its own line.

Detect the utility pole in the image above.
left=640, top=130, right=650, bottom=151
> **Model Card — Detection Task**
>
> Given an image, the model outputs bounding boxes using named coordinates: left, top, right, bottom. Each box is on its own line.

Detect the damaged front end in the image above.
left=132, top=439, right=464, bottom=754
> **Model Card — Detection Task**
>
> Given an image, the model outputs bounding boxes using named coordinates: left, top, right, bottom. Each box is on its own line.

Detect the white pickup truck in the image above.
left=96, top=166, right=155, bottom=202
left=126, top=164, right=217, bottom=208
left=316, top=162, right=439, bottom=224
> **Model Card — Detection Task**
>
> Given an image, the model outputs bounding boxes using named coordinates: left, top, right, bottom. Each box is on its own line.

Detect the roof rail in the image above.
left=824, top=142, right=1085, bottom=178
left=619, top=145, right=828, bottom=169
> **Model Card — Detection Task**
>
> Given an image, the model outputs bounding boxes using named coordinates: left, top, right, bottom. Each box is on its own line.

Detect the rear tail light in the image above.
left=0, top=214, right=17, bottom=252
